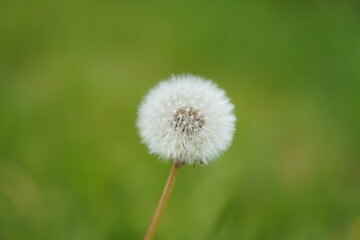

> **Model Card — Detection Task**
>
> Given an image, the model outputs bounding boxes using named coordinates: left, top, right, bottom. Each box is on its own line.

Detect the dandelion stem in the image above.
left=144, top=161, right=182, bottom=240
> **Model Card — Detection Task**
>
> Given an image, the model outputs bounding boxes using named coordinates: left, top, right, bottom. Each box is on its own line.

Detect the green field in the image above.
left=1, top=1, right=360, bottom=239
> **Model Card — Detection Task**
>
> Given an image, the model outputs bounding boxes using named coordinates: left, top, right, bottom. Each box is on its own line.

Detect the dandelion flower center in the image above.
left=171, top=106, right=205, bottom=133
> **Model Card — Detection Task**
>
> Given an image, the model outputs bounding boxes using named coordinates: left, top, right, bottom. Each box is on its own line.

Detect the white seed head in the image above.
left=137, top=74, right=236, bottom=165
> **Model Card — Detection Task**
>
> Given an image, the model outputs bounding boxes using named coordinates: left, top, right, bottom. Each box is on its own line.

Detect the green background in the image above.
left=1, top=1, right=360, bottom=239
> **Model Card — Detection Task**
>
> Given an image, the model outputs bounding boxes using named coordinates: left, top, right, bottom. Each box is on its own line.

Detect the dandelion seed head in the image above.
left=137, top=74, right=236, bottom=165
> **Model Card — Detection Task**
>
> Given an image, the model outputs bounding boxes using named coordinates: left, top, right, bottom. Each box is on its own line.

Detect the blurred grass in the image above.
left=1, top=0, right=360, bottom=239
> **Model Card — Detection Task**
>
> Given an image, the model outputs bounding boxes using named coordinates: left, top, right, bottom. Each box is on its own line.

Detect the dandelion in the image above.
left=138, top=74, right=236, bottom=240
